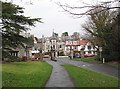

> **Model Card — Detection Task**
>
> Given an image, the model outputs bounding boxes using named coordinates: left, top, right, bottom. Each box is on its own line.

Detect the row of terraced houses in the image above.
left=32, top=32, right=98, bottom=58
left=9, top=32, right=98, bottom=59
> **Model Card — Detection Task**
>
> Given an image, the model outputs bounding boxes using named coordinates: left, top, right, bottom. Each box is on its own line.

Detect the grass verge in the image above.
left=73, top=57, right=119, bottom=67
left=73, top=56, right=99, bottom=63
left=2, top=61, right=52, bottom=87
left=62, top=64, right=119, bottom=87
left=106, top=61, right=119, bottom=67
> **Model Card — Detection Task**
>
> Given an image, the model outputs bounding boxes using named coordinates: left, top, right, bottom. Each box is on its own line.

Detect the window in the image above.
left=53, top=40, right=55, bottom=45
left=48, top=45, right=49, bottom=49
left=53, top=45, right=55, bottom=49
left=60, top=45, right=62, bottom=48
left=88, top=51, right=91, bottom=54
left=74, top=46, right=77, bottom=49
left=35, top=48, right=37, bottom=50
left=88, top=45, right=91, bottom=49
left=66, top=47, right=69, bottom=51
left=84, top=52, right=85, bottom=54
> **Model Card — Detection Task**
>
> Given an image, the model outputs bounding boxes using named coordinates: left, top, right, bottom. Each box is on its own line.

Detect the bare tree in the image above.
left=58, top=0, right=120, bottom=60
left=57, top=0, right=119, bottom=17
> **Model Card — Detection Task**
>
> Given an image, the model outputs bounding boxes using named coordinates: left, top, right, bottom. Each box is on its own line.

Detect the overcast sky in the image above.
left=7, top=0, right=108, bottom=38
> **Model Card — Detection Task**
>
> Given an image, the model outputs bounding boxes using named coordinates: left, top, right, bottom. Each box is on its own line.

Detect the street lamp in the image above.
left=70, top=36, right=73, bottom=59
left=99, top=47, right=102, bottom=61
left=24, top=44, right=28, bottom=61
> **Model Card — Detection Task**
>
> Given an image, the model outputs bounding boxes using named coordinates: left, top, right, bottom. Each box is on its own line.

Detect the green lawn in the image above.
left=2, top=61, right=52, bottom=87
left=62, top=64, right=119, bottom=87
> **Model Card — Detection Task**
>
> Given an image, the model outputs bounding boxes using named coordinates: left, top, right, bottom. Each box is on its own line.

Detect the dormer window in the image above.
left=88, top=45, right=91, bottom=50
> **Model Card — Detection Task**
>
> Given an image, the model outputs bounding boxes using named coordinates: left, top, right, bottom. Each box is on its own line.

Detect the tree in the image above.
left=54, top=33, right=58, bottom=37
left=82, top=7, right=119, bottom=61
left=58, top=0, right=119, bottom=17
left=58, top=0, right=120, bottom=61
left=1, top=1, right=42, bottom=58
left=62, top=32, right=68, bottom=36
left=72, top=32, right=80, bottom=40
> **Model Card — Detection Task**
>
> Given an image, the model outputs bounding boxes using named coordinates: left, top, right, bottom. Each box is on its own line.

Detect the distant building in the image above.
left=18, top=32, right=34, bottom=59
left=79, top=39, right=97, bottom=56
left=32, top=32, right=98, bottom=58
left=7, top=32, right=34, bottom=60
left=65, top=39, right=80, bottom=55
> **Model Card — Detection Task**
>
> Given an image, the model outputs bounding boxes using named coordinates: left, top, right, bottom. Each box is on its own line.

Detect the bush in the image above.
left=100, top=45, right=119, bottom=62
left=94, top=55, right=100, bottom=61
left=102, top=50, right=119, bottom=62
left=11, top=56, right=21, bottom=62
left=3, top=56, right=21, bottom=62
left=22, top=56, right=27, bottom=61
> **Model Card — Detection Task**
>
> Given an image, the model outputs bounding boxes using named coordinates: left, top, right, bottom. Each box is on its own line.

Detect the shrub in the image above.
left=59, top=51, right=65, bottom=56
left=22, top=56, right=27, bottom=61
left=94, top=55, right=100, bottom=61
left=44, top=52, right=50, bottom=55
left=3, top=56, right=21, bottom=62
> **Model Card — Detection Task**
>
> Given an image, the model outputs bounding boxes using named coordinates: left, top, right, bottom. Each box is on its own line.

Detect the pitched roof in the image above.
left=80, top=39, right=91, bottom=45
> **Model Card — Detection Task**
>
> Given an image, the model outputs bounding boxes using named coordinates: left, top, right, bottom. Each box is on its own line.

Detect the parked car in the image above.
left=69, top=53, right=81, bottom=58
left=42, top=55, right=50, bottom=58
left=75, top=53, right=81, bottom=58
left=84, top=54, right=95, bottom=57
left=31, top=55, right=39, bottom=61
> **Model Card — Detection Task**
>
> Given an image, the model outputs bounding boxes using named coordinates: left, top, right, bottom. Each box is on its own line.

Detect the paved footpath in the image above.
left=44, top=58, right=75, bottom=88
